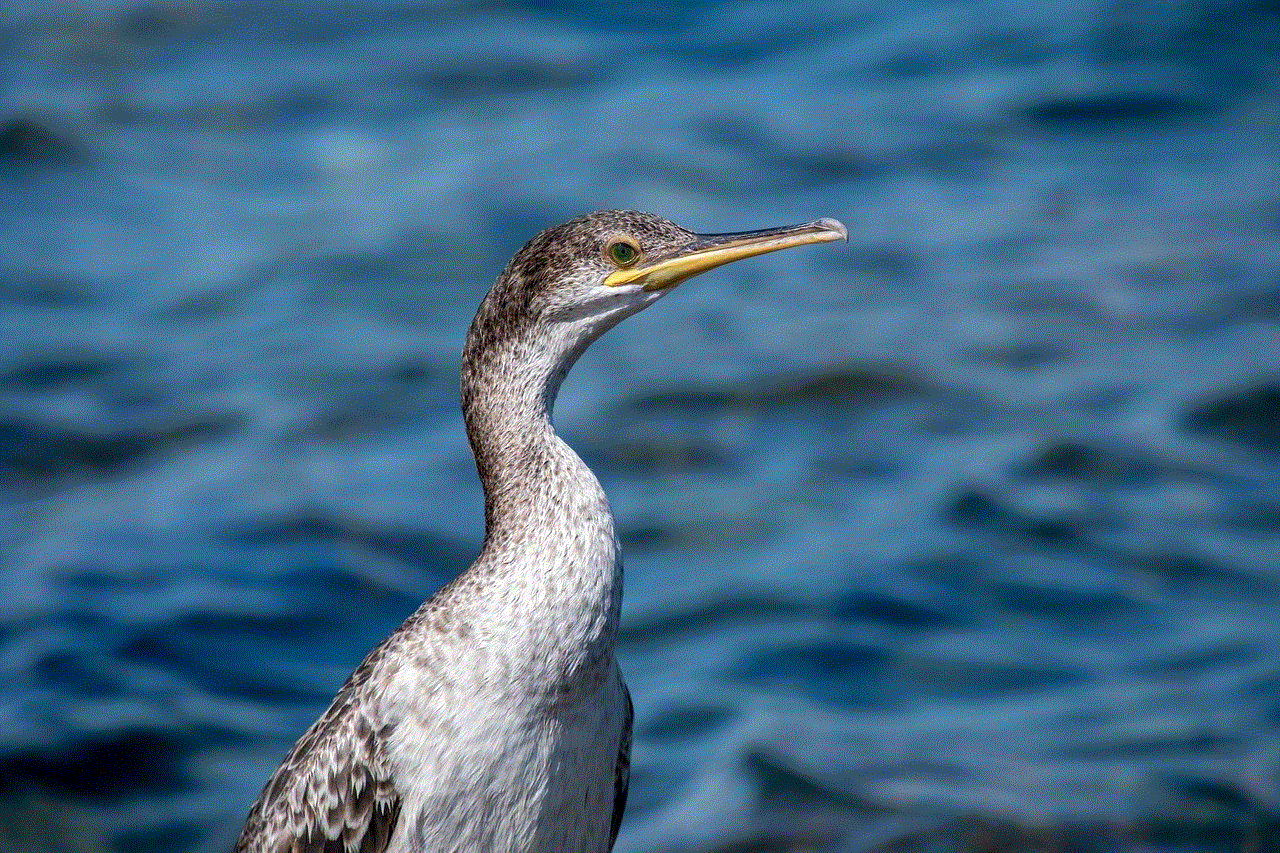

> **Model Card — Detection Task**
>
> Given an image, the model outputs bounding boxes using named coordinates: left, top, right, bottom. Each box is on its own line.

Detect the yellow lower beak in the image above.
left=603, top=218, right=847, bottom=291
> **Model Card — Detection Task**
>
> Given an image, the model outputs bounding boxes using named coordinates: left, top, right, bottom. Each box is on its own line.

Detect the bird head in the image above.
left=467, top=210, right=847, bottom=375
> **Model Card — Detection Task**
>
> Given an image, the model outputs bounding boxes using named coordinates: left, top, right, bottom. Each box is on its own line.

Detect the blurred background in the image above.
left=2, top=2, right=1279, bottom=852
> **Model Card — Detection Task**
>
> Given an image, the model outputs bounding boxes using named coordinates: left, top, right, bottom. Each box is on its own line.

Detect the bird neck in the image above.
left=461, top=333, right=586, bottom=534
left=459, top=331, right=623, bottom=672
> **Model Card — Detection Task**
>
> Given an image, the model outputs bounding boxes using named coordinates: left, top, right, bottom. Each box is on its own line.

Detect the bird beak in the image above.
left=603, top=218, right=848, bottom=291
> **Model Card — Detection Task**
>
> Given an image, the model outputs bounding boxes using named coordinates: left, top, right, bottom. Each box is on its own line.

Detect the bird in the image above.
left=234, top=210, right=847, bottom=853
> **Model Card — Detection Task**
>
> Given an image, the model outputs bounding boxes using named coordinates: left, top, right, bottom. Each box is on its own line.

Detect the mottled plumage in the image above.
left=234, top=211, right=845, bottom=853
left=235, top=650, right=400, bottom=853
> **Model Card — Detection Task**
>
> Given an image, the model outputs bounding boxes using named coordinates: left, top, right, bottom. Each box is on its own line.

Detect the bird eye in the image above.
left=606, top=238, right=640, bottom=267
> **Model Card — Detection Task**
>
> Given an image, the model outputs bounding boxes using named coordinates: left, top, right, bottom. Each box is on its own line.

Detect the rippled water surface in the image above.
left=2, top=2, right=1279, bottom=852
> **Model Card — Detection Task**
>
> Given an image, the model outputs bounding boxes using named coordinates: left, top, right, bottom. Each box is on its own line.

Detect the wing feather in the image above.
left=235, top=677, right=401, bottom=853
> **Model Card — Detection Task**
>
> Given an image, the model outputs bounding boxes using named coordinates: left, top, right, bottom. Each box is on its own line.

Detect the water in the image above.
left=2, top=2, right=1278, bottom=851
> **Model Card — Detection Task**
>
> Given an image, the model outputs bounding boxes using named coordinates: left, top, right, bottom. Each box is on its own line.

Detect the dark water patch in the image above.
left=124, top=615, right=333, bottom=705
left=158, top=281, right=248, bottom=321
left=854, top=811, right=1280, bottom=852
left=412, top=59, right=596, bottom=100
left=20, top=2, right=224, bottom=72
left=1227, top=496, right=1280, bottom=531
left=618, top=523, right=679, bottom=552
left=834, top=592, right=957, bottom=632
left=101, top=379, right=170, bottom=412
left=133, top=608, right=327, bottom=648
left=273, top=558, right=434, bottom=620
left=911, top=552, right=987, bottom=589
left=0, top=794, right=106, bottom=853
left=1136, top=806, right=1277, bottom=852
left=744, top=748, right=871, bottom=811
left=633, top=367, right=925, bottom=414
left=109, top=2, right=224, bottom=47
left=0, top=115, right=82, bottom=163
left=889, top=391, right=999, bottom=437
left=894, top=136, right=1009, bottom=174
left=284, top=363, right=453, bottom=443
left=1019, top=441, right=1183, bottom=486
left=0, top=731, right=183, bottom=799
left=101, top=80, right=343, bottom=130
left=685, top=9, right=848, bottom=70
left=1128, top=551, right=1274, bottom=599
left=774, top=146, right=881, bottom=187
left=33, top=644, right=120, bottom=695
left=54, top=560, right=201, bottom=612
left=638, top=133, right=878, bottom=198
left=97, top=2, right=421, bottom=50
left=1223, top=282, right=1280, bottom=323
left=0, top=413, right=240, bottom=485
left=702, top=831, right=835, bottom=853
left=619, top=514, right=781, bottom=553
left=229, top=511, right=471, bottom=573
left=1183, top=383, right=1280, bottom=453
left=1022, top=92, right=1211, bottom=129
left=700, top=114, right=880, bottom=186
left=737, top=640, right=889, bottom=707
left=1060, top=729, right=1241, bottom=762
left=815, top=450, right=903, bottom=480
left=1169, top=777, right=1265, bottom=821
left=845, top=244, right=920, bottom=282
left=1134, top=640, right=1259, bottom=680
left=945, top=488, right=1090, bottom=549
left=986, top=578, right=1138, bottom=624
left=697, top=749, right=882, bottom=853
left=0, top=274, right=94, bottom=307
left=583, top=436, right=734, bottom=475
left=621, top=594, right=807, bottom=646
left=859, top=815, right=1129, bottom=853
left=117, top=822, right=203, bottom=853
left=0, top=353, right=127, bottom=391
left=988, top=279, right=1099, bottom=316
left=112, top=554, right=433, bottom=708
left=900, top=647, right=1080, bottom=697
left=279, top=355, right=447, bottom=396
left=962, top=341, right=1070, bottom=370
left=303, top=230, right=479, bottom=315
left=1074, top=386, right=1140, bottom=418
left=639, top=703, right=733, bottom=743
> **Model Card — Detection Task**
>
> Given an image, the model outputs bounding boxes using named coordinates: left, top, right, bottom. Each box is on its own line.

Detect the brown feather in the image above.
left=234, top=653, right=402, bottom=853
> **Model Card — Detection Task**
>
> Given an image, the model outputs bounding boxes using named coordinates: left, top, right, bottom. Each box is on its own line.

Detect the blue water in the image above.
left=2, top=2, right=1278, bottom=852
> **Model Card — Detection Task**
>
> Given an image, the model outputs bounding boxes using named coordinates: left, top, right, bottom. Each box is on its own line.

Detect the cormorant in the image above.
left=234, top=210, right=847, bottom=853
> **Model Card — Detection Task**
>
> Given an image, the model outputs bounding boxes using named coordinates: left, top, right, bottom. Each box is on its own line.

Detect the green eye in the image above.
left=607, top=239, right=639, bottom=267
